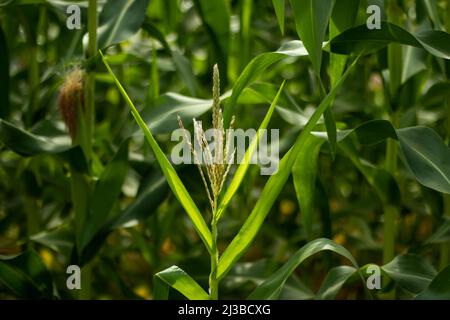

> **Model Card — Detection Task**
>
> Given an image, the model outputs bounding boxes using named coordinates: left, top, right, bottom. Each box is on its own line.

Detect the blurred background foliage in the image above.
left=0, top=0, right=450, bottom=299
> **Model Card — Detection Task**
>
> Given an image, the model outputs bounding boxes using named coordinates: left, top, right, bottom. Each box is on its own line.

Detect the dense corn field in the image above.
left=0, top=0, right=450, bottom=301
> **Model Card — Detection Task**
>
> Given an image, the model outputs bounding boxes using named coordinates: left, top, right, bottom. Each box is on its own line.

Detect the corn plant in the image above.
left=1, top=0, right=450, bottom=301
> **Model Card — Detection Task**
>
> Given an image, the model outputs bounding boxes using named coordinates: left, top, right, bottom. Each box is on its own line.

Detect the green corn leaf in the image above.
left=153, top=265, right=210, bottom=300
left=382, top=254, right=437, bottom=294
left=423, top=0, right=443, bottom=30
left=224, top=260, right=315, bottom=300
left=223, top=40, right=308, bottom=125
left=112, top=172, right=168, bottom=228
left=317, top=255, right=439, bottom=299
left=316, top=266, right=358, bottom=300
left=0, top=250, right=54, bottom=299
left=289, top=0, right=337, bottom=158
left=292, top=134, right=325, bottom=239
left=420, top=81, right=450, bottom=108
left=329, top=0, right=360, bottom=87
left=415, top=266, right=450, bottom=300
left=79, top=140, right=129, bottom=250
left=77, top=171, right=169, bottom=266
left=217, top=56, right=360, bottom=281
left=142, top=93, right=214, bottom=135
left=318, top=120, right=450, bottom=197
left=397, top=127, right=450, bottom=194
left=216, top=81, right=285, bottom=220
left=141, top=19, right=200, bottom=96
left=30, top=226, right=74, bottom=256
left=193, top=0, right=230, bottom=85
left=100, top=51, right=213, bottom=253
left=424, top=218, right=450, bottom=245
left=338, top=138, right=400, bottom=206
left=0, top=119, right=88, bottom=173
left=248, top=238, right=360, bottom=299
left=326, top=0, right=360, bottom=157
left=272, top=0, right=285, bottom=35
left=85, top=0, right=150, bottom=50
left=142, top=83, right=290, bottom=136
left=329, top=22, right=450, bottom=59
left=289, top=0, right=335, bottom=74
left=335, top=119, right=398, bottom=145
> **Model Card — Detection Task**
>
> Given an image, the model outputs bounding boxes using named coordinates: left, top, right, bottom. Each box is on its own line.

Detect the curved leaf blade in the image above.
left=223, top=40, right=308, bottom=125
left=93, top=0, right=150, bottom=49
left=248, top=238, right=360, bottom=300
left=290, top=0, right=335, bottom=74
left=292, top=134, right=325, bottom=239
left=217, top=57, right=360, bottom=280
left=272, top=0, right=285, bottom=35
left=382, top=254, right=437, bottom=294
left=316, top=265, right=357, bottom=300
left=415, top=266, right=450, bottom=300
left=0, top=250, right=54, bottom=299
left=193, top=0, right=230, bottom=84
left=329, top=22, right=450, bottom=59
left=80, top=140, right=129, bottom=249
left=216, top=81, right=285, bottom=220
left=0, top=119, right=88, bottom=173
left=154, top=265, right=210, bottom=300
left=397, top=127, right=450, bottom=194
left=101, top=51, right=213, bottom=253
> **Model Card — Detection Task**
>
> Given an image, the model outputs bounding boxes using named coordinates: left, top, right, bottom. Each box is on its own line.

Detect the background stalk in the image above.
left=76, top=0, right=97, bottom=300
left=381, top=1, right=403, bottom=299
left=84, top=0, right=98, bottom=161
left=439, top=0, right=450, bottom=271
left=383, top=0, right=402, bottom=266
left=440, top=194, right=450, bottom=270
left=151, top=40, right=159, bottom=101
left=27, top=45, right=39, bottom=126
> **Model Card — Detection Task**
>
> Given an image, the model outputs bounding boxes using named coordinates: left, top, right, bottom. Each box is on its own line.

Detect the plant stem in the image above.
left=71, top=170, right=91, bottom=299
left=209, top=201, right=220, bottom=300
left=74, top=0, right=97, bottom=300
left=381, top=2, right=402, bottom=299
left=84, top=0, right=97, bottom=161
left=28, top=44, right=39, bottom=120
left=440, top=195, right=450, bottom=270
left=209, top=214, right=219, bottom=300
left=383, top=0, right=402, bottom=266
left=151, top=40, right=159, bottom=101
left=384, top=137, right=398, bottom=264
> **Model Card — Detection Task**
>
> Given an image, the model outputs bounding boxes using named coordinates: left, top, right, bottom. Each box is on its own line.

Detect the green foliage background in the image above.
left=0, top=0, right=450, bottom=300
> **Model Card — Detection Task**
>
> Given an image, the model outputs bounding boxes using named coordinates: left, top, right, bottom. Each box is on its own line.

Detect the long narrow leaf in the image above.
left=223, top=40, right=308, bottom=125
left=329, top=22, right=450, bottom=59
left=217, top=56, right=360, bottom=280
left=100, top=51, right=212, bottom=253
left=248, top=238, right=360, bottom=299
left=272, top=0, right=285, bottom=35
left=292, top=134, right=325, bottom=239
left=290, top=0, right=335, bottom=74
left=216, top=81, right=285, bottom=220
left=153, top=265, right=210, bottom=300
